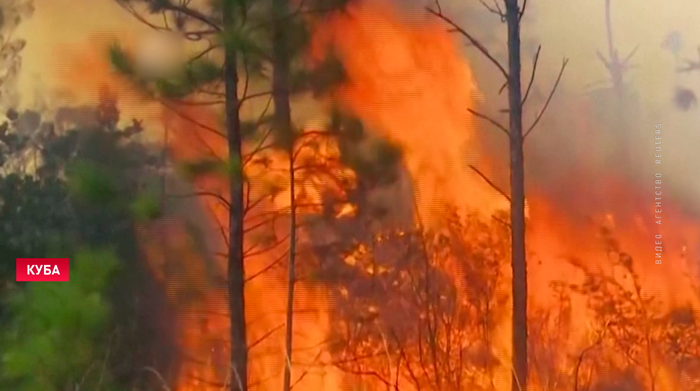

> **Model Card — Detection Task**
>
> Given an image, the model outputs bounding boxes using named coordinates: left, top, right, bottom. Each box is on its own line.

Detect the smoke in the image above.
left=14, top=0, right=149, bottom=107
left=11, top=2, right=699, bottom=390
left=135, top=31, right=184, bottom=79
left=12, top=0, right=700, bottom=214
left=525, top=0, right=700, bottom=215
left=412, top=0, right=700, bottom=217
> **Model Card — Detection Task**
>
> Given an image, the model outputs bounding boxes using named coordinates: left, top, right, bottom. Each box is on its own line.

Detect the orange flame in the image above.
left=50, top=2, right=700, bottom=391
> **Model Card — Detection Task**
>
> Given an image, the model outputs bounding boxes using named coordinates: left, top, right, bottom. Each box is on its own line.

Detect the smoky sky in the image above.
left=15, top=0, right=700, bottom=214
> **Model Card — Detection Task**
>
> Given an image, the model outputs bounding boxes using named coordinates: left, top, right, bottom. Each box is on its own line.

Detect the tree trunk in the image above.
left=604, top=0, right=623, bottom=96
left=223, top=1, right=248, bottom=390
left=282, top=148, right=297, bottom=391
left=504, top=1, right=528, bottom=391
left=272, top=0, right=292, bottom=132
left=602, top=0, right=630, bottom=176
left=270, top=1, right=296, bottom=390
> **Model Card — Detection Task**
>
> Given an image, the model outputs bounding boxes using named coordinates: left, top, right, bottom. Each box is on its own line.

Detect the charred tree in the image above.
left=503, top=1, right=528, bottom=390
left=272, top=0, right=292, bottom=132
left=427, top=2, right=567, bottom=391
left=591, top=0, right=638, bottom=176
left=221, top=0, right=248, bottom=389
left=269, top=0, right=297, bottom=389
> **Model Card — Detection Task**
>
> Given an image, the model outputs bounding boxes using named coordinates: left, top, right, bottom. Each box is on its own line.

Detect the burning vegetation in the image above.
left=0, top=1, right=699, bottom=391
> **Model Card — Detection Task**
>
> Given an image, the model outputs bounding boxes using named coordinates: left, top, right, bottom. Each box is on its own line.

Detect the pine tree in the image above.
left=111, top=1, right=357, bottom=389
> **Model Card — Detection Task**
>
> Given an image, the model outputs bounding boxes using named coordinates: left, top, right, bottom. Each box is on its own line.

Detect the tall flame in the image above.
left=310, top=1, right=507, bottom=227
left=46, top=1, right=700, bottom=391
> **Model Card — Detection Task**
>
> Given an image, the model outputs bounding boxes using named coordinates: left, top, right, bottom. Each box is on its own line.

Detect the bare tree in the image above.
left=425, top=1, right=567, bottom=391
left=221, top=1, right=248, bottom=388
left=588, top=0, right=638, bottom=174
left=595, top=0, right=637, bottom=98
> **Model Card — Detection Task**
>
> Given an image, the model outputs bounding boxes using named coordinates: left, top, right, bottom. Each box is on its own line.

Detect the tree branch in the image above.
left=426, top=5, right=509, bottom=82
left=240, top=90, right=273, bottom=103
left=492, top=214, right=511, bottom=228
left=142, top=367, right=172, bottom=391
left=161, top=2, right=221, bottom=32
left=244, top=250, right=288, bottom=282
left=115, top=0, right=221, bottom=34
left=168, top=191, right=231, bottom=210
left=159, top=99, right=227, bottom=140
left=524, top=58, right=568, bottom=139
left=116, top=1, right=171, bottom=32
left=248, top=323, right=285, bottom=350
left=183, top=29, right=219, bottom=41
left=468, top=164, right=510, bottom=202
left=467, top=108, right=510, bottom=136
left=521, top=45, right=541, bottom=107
left=519, top=0, right=528, bottom=21
left=478, top=0, right=505, bottom=21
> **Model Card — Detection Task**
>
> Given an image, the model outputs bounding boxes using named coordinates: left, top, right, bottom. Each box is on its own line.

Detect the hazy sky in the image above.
left=535, top=0, right=700, bottom=100
left=15, top=0, right=700, bottom=205
left=16, top=0, right=148, bottom=104
left=18, top=0, right=700, bottom=103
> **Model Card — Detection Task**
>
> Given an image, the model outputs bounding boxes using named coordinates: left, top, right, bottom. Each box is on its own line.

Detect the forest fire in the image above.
left=48, top=1, right=700, bottom=391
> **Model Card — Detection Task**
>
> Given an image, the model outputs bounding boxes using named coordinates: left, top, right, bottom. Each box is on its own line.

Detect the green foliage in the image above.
left=219, top=28, right=267, bottom=58
left=177, top=155, right=243, bottom=181
left=110, top=41, right=223, bottom=99
left=224, top=155, right=243, bottom=178
left=306, top=0, right=351, bottom=9
left=184, top=58, right=221, bottom=84
left=67, top=160, right=119, bottom=205
left=0, top=248, right=119, bottom=391
left=108, top=42, right=135, bottom=76
left=153, top=78, right=191, bottom=99
left=307, top=52, right=348, bottom=96
left=177, top=157, right=227, bottom=180
left=0, top=174, right=72, bottom=260
left=328, top=112, right=401, bottom=186
left=146, top=0, right=172, bottom=12
left=217, top=26, right=268, bottom=79
left=285, top=14, right=312, bottom=57
left=343, top=138, right=402, bottom=186
left=211, top=0, right=254, bottom=15
left=241, top=115, right=273, bottom=141
left=0, top=106, right=162, bottom=383
left=153, top=58, right=223, bottom=99
left=130, top=190, right=162, bottom=222
left=0, top=90, right=173, bottom=391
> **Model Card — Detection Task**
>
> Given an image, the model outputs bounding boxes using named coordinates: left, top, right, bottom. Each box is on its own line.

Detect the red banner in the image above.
left=16, top=258, right=70, bottom=282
